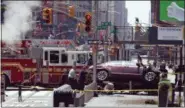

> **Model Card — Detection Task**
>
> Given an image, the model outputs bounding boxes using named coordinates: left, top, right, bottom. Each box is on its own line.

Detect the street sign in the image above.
left=97, top=25, right=107, bottom=30
left=87, top=40, right=112, bottom=45
left=101, top=22, right=111, bottom=26
left=97, top=22, right=112, bottom=30
left=125, top=44, right=135, bottom=50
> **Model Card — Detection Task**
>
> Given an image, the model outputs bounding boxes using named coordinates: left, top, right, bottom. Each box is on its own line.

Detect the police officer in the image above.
left=160, top=62, right=168, bottom=77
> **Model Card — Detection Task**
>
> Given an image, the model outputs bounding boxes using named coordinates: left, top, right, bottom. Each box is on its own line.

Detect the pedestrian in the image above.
left=68, top=65, right=78, bottom=89
left=18, top=81, right=22, bottom=102
left=160, top=62, right=168, bottom=77
left=87, top=55, right=93, bottom=66
left=78, top=66, right=87, bottom=90
left=59, top=68, right=69, bottom=86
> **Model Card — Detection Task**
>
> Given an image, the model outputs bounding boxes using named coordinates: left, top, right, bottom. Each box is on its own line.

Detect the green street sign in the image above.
left=108, top=22, right=111, bottom=26
left=97, top=25, right=107, bottom=30
left=101, top=22, right=112, bottom=27
left=101, top=26, right=107, bottom=30
left=101, top=22, right=106, bottom=26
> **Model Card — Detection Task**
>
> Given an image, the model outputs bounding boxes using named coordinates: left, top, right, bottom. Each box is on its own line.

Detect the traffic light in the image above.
left=85, top=13, right=92, bottom=32
left=42, top=8, right=52, bottom=24
left=68, top=6, right=75, bottom=17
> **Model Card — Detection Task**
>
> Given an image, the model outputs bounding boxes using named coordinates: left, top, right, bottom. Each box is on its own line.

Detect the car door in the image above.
left=123, top=62, right=141, bottom=81
left=110, top=62, right=126, bottom=80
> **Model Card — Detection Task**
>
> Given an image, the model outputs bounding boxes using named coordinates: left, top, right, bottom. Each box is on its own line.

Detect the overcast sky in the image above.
left=126, top=1, right=151, bottom=26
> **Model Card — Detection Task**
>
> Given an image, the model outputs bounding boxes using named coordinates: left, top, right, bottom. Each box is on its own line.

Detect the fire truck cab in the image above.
left=42, top=47, right=91, bottom=67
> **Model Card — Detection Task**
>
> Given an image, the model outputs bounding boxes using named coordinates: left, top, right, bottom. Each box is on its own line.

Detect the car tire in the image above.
left=96, top=70, right=109, bottom=81
left=143, top=71, right=157, bottom=84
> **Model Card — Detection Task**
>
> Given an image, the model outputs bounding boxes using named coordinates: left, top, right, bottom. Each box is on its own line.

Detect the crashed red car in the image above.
left=88, top=61, right=160, bottom=86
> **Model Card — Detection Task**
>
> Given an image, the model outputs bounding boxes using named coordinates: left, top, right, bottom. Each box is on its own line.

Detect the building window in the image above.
left=83, top=12, right=85, bottom=17
left=50, top=51, right=59, bottom=63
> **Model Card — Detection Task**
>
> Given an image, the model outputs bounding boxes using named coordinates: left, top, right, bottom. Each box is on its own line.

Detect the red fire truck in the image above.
left=1, top=39, right=102, bottom=88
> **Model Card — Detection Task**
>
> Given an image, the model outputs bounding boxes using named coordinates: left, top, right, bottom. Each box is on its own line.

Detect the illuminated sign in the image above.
left=159, top=0, right=184, bottom=22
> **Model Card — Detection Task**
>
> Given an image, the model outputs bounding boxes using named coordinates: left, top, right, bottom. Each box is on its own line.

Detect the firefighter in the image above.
left=78, top=66, right=87, bottom=90
left=59, top=68, right=69, bottom=86
left=68, top=65, right=78, bottom=89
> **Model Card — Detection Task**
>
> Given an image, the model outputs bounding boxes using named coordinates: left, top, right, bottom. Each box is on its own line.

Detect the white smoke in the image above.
left=0, top=1, right=41, bottom=45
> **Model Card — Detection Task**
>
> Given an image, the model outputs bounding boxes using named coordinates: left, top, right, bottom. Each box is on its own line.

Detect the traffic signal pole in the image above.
left=53, top=1, right=57, bottom=37
left=104, top=1, right=109, bottom=62
left=92, top=1, right=98, bottom=84
left=183, top=26, right=185, bottom=107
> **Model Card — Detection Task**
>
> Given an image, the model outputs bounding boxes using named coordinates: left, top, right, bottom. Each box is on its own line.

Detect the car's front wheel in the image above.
left=143, top=71, right=157, bottom=84
left=97, top=70, right=109, bottom=81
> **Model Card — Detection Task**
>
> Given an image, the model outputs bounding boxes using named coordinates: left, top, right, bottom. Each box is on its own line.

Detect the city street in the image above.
left=1, top=0, right=185, bottom=107
left=1, top=87, right=184, bottom=107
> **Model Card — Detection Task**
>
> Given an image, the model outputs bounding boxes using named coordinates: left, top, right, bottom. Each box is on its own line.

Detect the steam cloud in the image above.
left=0, top=1, right=41, bottom=45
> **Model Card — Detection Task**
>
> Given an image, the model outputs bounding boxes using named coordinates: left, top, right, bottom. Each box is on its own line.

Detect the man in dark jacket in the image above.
left=78, top=67, right=87, bottom=90
left=160, top=62, right=168, bottom=78
left=87, top=55, right=93, bottom=66
left=59, top=68, right=69, bottom=86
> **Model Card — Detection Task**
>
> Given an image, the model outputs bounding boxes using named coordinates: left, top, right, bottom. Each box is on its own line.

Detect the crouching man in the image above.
left=104, top=82, right=114, bottom=95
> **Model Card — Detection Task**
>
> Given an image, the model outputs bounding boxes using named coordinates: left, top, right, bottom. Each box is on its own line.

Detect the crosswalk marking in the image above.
left=32, top=91, right=51, bottom=97
left=48, top=92, right=53, bottom=97
left=22, top=91, right=35, bottom=97
left=6, top=91, right=18, bottom=96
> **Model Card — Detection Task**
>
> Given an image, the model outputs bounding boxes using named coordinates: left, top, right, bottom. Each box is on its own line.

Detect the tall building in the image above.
left=30, top=1, right=92, bottom=43
left=96, top=1, right=128, bottom=60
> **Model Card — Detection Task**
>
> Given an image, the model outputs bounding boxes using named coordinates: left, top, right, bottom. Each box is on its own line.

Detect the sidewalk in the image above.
left=85, top=94, right=158, bottom=107
left=85, top=92, right=184, bottom=107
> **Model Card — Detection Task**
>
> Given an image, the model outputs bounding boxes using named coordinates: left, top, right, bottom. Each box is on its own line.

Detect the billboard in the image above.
left=158, top=27, right=183, bottom=40
left=148, top=27, right=183, bottom=45
left=159, top=0, right=184, bottom=22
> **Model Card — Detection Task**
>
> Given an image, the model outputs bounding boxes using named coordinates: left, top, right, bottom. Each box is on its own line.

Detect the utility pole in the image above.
left=53, top=1, right=57, bottom=38
left=178, top=46, right=183, bottom=106
left=92, top=1, right=98, bottom=84
left=182, top=25, right=185, bottom=107
left=104, top=1, right=109, bottom=62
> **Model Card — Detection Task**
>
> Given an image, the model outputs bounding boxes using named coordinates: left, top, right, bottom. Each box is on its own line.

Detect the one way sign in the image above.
left=87, top=40, right=112, bottom=45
